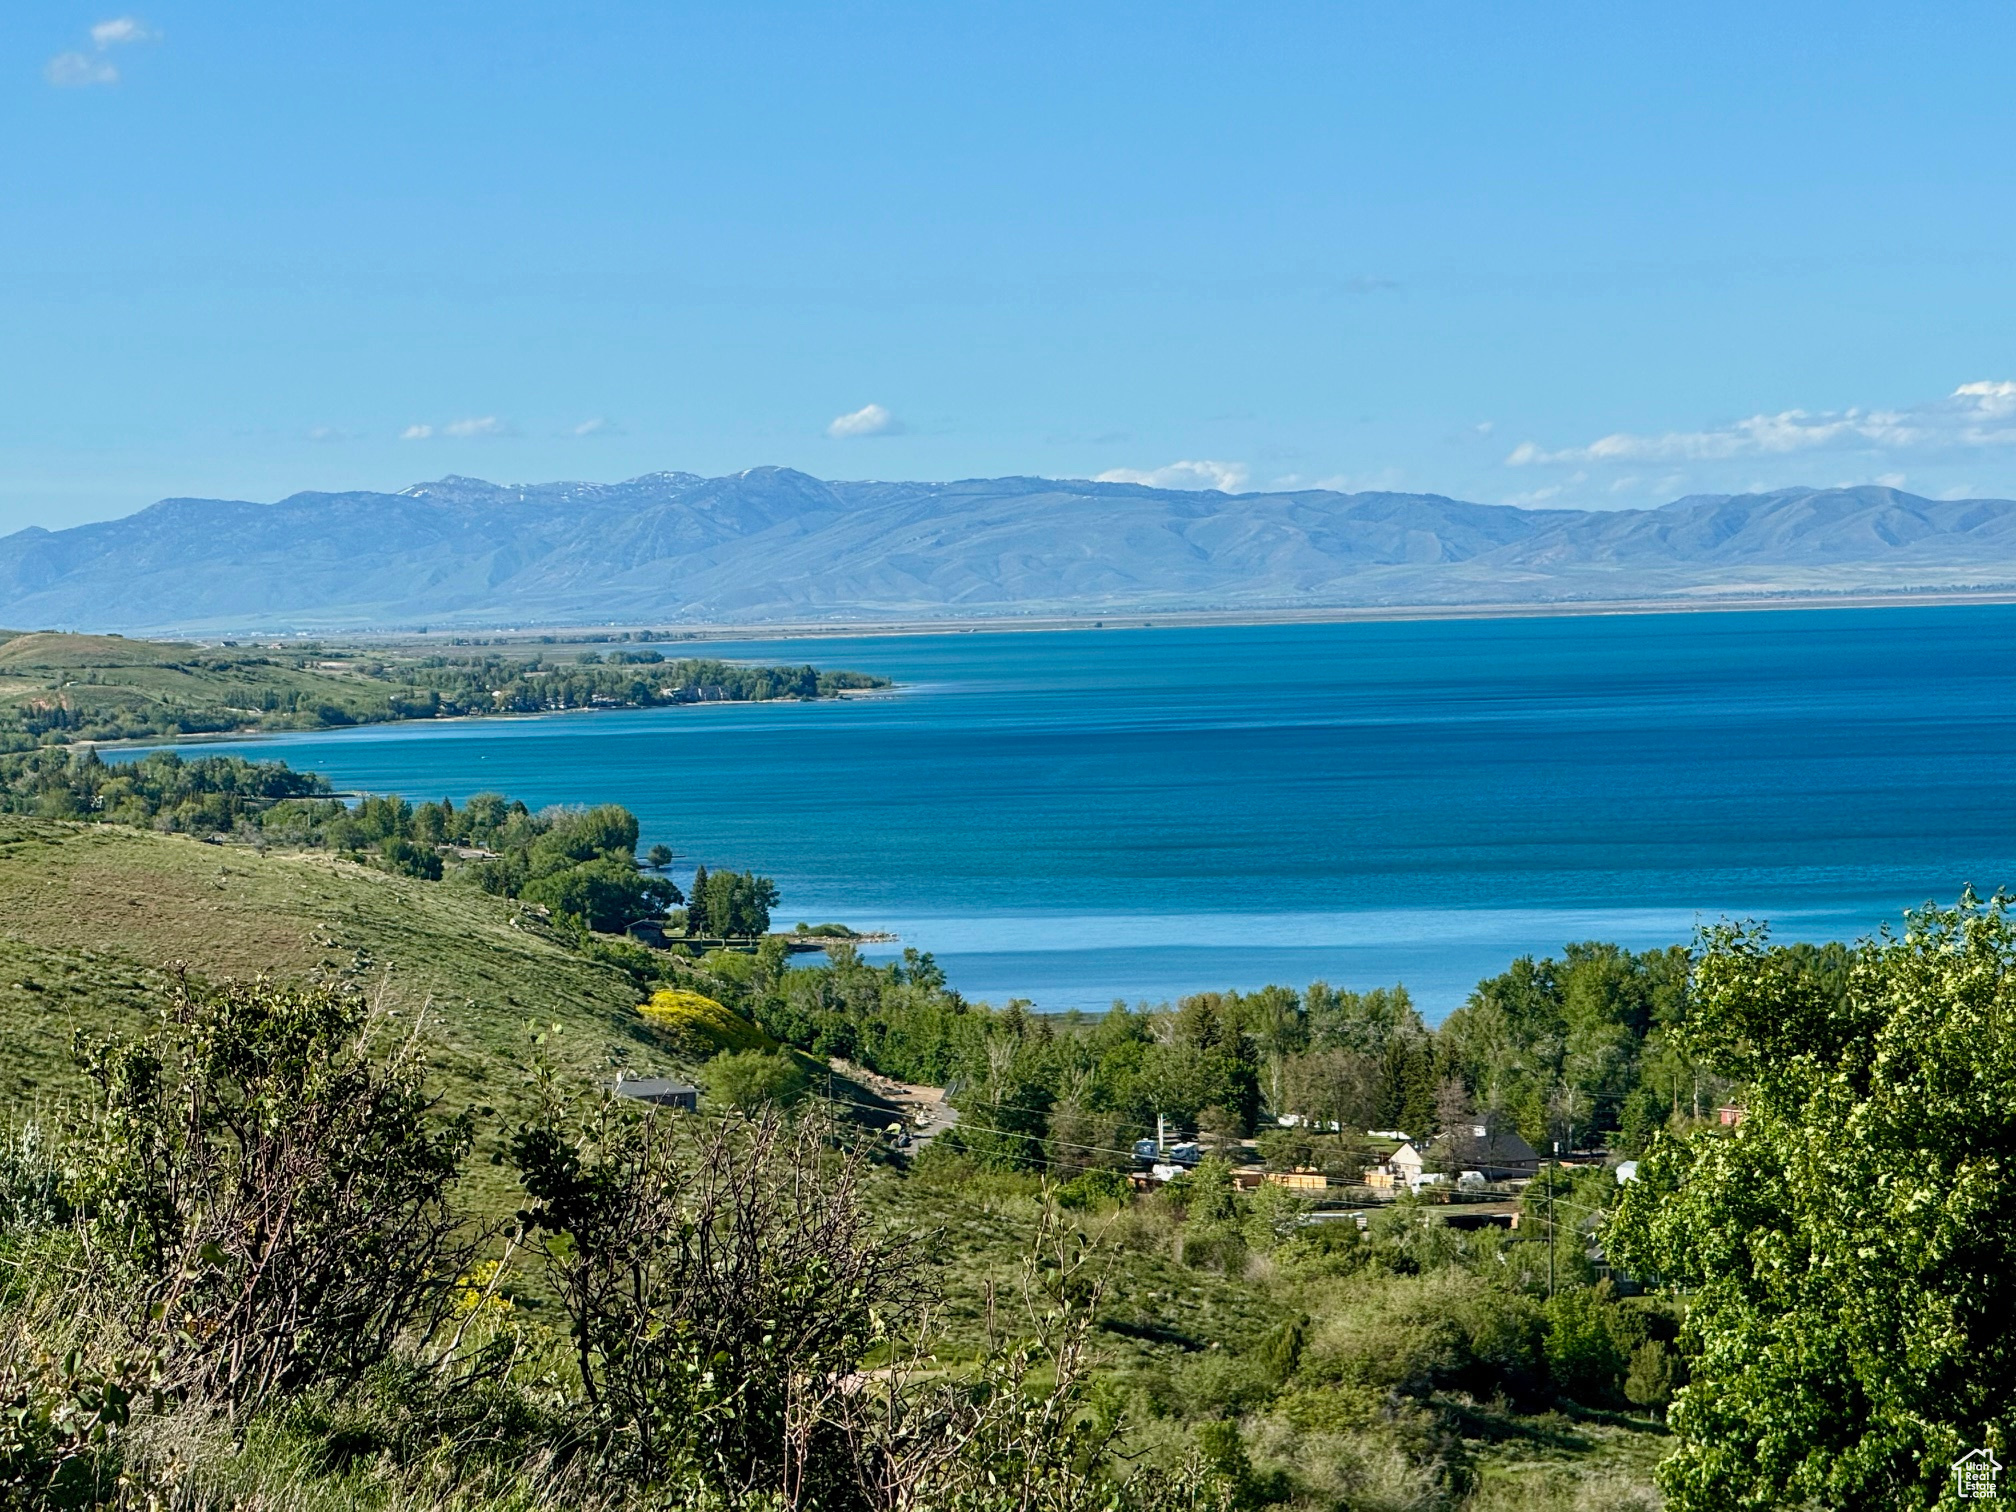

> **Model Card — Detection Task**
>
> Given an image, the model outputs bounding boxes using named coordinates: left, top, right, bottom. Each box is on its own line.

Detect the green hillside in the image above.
left=0, top=814, right=666, bottom=1090
left=0, top=815, right=1675, bottom=1510
left=0, top=816, right=709, bottom=1215
left=0, top=632, right=195, bottom=669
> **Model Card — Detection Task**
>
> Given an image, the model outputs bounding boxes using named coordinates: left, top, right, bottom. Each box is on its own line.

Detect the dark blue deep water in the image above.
left=160, top=607, right=2016, bottom=1018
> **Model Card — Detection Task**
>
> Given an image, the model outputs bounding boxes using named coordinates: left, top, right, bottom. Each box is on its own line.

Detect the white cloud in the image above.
left=1874, top=471, right=1907, bottom=488
left=826, top=403, right=903, bottom=438
left=91, top=17, right=158, bottom=46
left=1507, top=381, right=2016, bottom=469
left=572, top=417, right=610, bottom=437
left=48, top=17, right=157, bottom=86
left=405, top=416, right=512, bottom=440
left=1955, top=379, right=2016, bottom=412
left=1095, top=460, right=1250, bottom=492
left=46, top=51, right=118, bottom=86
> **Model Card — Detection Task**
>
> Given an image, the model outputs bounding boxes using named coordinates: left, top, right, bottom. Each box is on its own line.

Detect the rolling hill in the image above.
left=3, top=471, right=2013, bottom=632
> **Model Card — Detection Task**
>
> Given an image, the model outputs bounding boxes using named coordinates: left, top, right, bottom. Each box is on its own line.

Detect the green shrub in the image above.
left=1299, top=1268, right=1526, bottom=1398
left=1173, top=1352, right=1276, bottom=1419
left=1055, top=1168, right=1132, bottom=1211
left=377, top=836, right=443, bottom=880
left=0, top=1123, right=65, bottom=1232
left=1180, top=1227, right=1249, bottom=1275
left=1624, top=1338, right=1679, bottom=1412
left=701, top=1049, right=808, bottom=1113
left=1542, top=1286, right=1630, bottom=1404
left=698, top=949, right=763, bottom=987
left=1269, top=1382, right=1383, bottom=1434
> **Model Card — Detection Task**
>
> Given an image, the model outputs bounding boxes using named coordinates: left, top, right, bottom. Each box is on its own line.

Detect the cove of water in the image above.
left=151, top=606, right=2016, bottom=1019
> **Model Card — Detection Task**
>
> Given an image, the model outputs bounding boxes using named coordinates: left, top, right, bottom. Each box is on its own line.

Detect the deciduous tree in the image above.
left=1607, top=896, right=2016, bottom=1510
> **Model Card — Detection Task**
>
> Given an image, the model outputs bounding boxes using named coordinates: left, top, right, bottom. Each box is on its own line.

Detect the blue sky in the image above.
left=7, top=2, right=2016, bottom=530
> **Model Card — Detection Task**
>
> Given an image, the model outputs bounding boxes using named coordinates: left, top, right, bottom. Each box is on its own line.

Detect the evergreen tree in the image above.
left=687, top=864, right=710, bottom=936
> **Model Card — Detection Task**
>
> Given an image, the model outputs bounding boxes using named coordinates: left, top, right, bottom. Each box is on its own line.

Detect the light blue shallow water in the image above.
left=152, top=607, right=2016, bottom=1019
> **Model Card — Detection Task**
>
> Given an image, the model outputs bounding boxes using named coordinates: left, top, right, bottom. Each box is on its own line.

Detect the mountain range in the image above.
left=4, top=470, right=2014, bottom=633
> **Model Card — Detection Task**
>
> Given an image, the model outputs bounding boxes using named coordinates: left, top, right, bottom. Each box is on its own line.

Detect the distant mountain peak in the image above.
left=0, top=469, right=2011, bottom=634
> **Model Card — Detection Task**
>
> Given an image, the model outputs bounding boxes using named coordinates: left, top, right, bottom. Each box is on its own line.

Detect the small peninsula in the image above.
left=0, top=629, right=889, bottom=747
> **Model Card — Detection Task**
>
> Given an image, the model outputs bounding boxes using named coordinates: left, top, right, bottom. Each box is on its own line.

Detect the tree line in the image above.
left=0, top=640, right=887, bottom=747
left=690, top=935, right=1788, bottom=1168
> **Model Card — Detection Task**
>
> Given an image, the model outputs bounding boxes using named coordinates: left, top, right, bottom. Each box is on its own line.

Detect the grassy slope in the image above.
left=0, top=815, right=691, bottom=1210
left=0, top=631, right=392, bottom=734
left=0, top=632, right=192, bottom=668
left=0, top=816, right=904, bottom=1205
left=0, top=817, right=1289, bottom=1363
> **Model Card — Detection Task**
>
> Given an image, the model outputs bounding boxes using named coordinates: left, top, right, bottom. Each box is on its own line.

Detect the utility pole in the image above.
left=1548, top=1141, right=1559, bottom=1299
left=1157, top=1112, right=1166, bottom=1154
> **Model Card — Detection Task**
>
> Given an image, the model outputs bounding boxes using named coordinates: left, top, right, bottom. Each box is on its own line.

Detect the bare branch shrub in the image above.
left=64, top=973, right=484, bottom=1411
left=510, top=1097, right=929, bottom=1507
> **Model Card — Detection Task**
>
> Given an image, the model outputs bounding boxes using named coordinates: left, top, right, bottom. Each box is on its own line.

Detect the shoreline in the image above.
left=314, top=585, right=2016, bottom=648
left=79, top=687, right=899, bottom=753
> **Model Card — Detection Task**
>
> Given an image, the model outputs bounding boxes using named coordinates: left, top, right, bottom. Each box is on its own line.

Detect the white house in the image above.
left=1389, top=1141, right=1425, bottom=1187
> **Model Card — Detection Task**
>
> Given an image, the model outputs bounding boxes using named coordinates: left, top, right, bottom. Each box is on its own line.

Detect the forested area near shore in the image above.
left=0, top=629, right=887, bottom=745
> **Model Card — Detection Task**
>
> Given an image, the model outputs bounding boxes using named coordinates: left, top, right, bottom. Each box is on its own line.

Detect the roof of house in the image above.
left=611, top=1077, right=698, bottom=1102
left=1434, top=1122, right=1541, bottom=1168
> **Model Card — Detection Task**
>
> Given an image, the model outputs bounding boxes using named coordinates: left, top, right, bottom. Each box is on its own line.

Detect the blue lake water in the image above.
left=152, top=607, right=2016, bottom=1019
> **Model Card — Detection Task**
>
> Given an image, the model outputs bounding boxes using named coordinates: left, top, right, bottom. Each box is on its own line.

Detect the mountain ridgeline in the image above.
left=5, top=470, right=2016, bottom=631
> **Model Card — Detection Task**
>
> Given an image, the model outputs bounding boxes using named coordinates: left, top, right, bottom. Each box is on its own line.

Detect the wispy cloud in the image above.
left=1095, top=460, right=1250, bottom=492
left=46, top=15, right=157, bottom=87
left=1507, top=381, right=2016, bottom=468
left=403, top=416, right=514, bottom=441
left=826, top=403, right=904, bottom=439
left=46, top=52, right=119, bottom=86
left=91, top=16, right=158, bottom=46
left=571, top=417, right=613, bottom=437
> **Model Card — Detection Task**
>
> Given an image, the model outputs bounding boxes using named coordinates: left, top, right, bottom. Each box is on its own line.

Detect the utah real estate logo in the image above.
left=1954, top=1447, right=2002, bottom=1501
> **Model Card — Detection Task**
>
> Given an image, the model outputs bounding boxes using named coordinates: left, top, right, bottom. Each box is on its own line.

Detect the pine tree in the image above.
left=687, top=864, right=709, bottom=937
